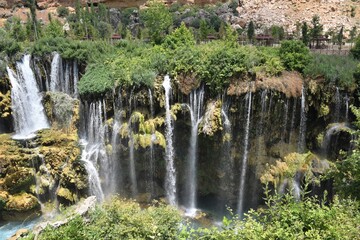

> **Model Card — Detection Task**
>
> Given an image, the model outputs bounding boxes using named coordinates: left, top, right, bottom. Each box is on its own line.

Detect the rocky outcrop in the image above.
left=237, top=0, right=360, bottom=35
left=0, top=126, right=86, bottom=220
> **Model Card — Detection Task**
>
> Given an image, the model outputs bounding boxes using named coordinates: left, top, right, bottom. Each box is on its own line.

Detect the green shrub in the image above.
left=78, top=64, right=114, bottom=98
left=57, top=6, right=69, bottom=17
left=303, top=54, right=358, bottom=90
left=201, top=45, right=247, bottom=92
left=350, top=37, right=360, bottom=60
left=279, top=40, right=311, bottom=72
left=38, top=197, right=181, bottom=240
left=163, top=22, right=195, bottom=50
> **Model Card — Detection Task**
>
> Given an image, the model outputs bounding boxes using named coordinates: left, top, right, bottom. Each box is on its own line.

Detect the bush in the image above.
left=38, top=197, right=181, bottom=240
left=78, top=64, right=114, bottom=98
left=163, top=22, right=195, bottom=50
left=57, top=6, right=69, bottom=17
left=303, top=54, right=358, bottom=90
left=279, top=40, right=311, bottom=72
left=350, top=37, right=360, bottom=60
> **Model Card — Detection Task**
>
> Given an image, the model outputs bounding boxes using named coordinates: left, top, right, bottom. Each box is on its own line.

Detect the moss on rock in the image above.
left=5, top=192, right=39, bottom=212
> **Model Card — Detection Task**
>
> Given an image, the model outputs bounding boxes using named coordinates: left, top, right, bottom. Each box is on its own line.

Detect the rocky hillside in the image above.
left=238, top=0, right=360, bottom=34
left=0, top=0, right=359, bottom=33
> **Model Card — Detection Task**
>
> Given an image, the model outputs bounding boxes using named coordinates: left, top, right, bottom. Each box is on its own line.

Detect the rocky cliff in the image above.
left=0, top=0, right=359, bottom=32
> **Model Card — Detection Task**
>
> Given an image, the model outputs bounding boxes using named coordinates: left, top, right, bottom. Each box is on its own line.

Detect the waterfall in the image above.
left=288, top=98, right=297, bottom=143
left=148, top=89, right=155, bottom=196
left=7, top=55, right=49, bottom=138
left=219, top=98, right=234, bottom=213
left=282, top=99, right=289, bottom=141
left=345, top=94, right=349, bottom=122
left=109, top=91, right=123, bottom=194
left=80, top=101, right=109, bottom=201
left=298, top=87, right=307, bottom=153
left=334, top=87, right=341, bottom=122
left=238, top=91, right=252, bottom=216
left=64, top=62, right=70, bottom=94
left=256, top=90, right=268, bottom=155
left=162, top=75, right=177, bottom=206
left=185, top=86, right=205, bottom=216
left=127, top=116, right=138, bottom=197
left=73, top=61, right=79, bottom=97
left=50, top=52, right=63, bottom=92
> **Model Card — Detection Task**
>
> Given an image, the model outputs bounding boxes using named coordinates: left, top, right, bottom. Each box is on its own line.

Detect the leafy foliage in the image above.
left=34, top=194, right=360, bottom=240
left=57, top=6, right=69, bottom=17
left=279, top=40, right=311, bottom=72
left=140, top=1, right=173, bottom=44
left=31, top=37, right=114, bottom=62
left=350, top=37, right=360, bottom=60
left=163, top=22, right=195, bottom=50
left=37, top=197, right=181, bottom=240
left=329, top=106, right=360, bottom=199
left=78, top=64, right=113, bottom=98
left=304, top=54, right=358, bottom=90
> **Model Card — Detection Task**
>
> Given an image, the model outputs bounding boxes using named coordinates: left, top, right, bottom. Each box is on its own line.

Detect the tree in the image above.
left=26, top=0, right=40, bottom=40
left=45, top=15, right=64, bottom=38
left=5, top=17, right=26, bottom=42
left=57, top=6, right=69, bottom=17
left=310, top=15, right=323, bottom=48
left=163, top=22, right=195, bottom=50
left=270, top=25, right=285, bottom=42
left=199, top=19, right=209, bottom=41
left=337, top=25, right=344, bottom=51
left=349, top=26, right=357, bottom=47
left=140, top=1, right=173, bottom=44
left=279, top=40, right=311, bottom=72
left=247, top=21, right=255, bottom=43
left=301, top=22, right=310, bottom=46
left=351, top=38, right=360, bottom=60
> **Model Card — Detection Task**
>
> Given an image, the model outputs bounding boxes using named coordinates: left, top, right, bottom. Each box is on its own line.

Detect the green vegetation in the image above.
left=329, top=106, right=360, bottom=199
left=57, top=6, right=69, bottom=18
left=304, top=54, right=359, bottom=90
left=279, top=40, right=311, bottom=72
left=29, top=192, right=360, bottom=239
left=31, top=37, right=114, bottom=62
left=36, top=197, right=181, bottom=240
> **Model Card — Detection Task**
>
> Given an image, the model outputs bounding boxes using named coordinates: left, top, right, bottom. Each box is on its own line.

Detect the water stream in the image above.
left=185, top=86, right=205, bottom=216
left=163, top=75, right=177, bottom=206
left=7, top=55, right=49, bottom=139
left=238, top=91, right=252, bottom=216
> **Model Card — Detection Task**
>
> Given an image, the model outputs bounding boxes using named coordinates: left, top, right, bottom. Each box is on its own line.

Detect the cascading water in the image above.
left=334, top=87, right=341, bottom=122
left=238, top=91, right=252, bottom=216
left=109, top=91, right=123, bottom=194
left=256, top=90, right=268, bottom=156
left=128, top=125, right=138, bottom=197
left=7, top=55, right=49, bottom=138
left=298, top=87, right=307, bottom=153
left=50, top=52, right=63, bottom=92
left=80, top=101, right=109, bottom=201
left=148, top=88, right=155, bottom=196
left=162, top=75, right=177, bottom=206
left=73, top=61, right=79, bottom=97
left=345, top=94, right=349, bottom=122
left=64, top=63, right=70, bottom=94
left=288, top=98, right=297, bottom=143
left=185, top=86, right=205, bottom=216
left=219, top=98, right=234, bottom=213
left=282, top=99, right=289, bottom=141
left=49, top=52, right=78, bottom=96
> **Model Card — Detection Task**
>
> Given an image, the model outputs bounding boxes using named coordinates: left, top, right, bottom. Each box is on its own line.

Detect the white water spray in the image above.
left=162, top=75, right=177, bottom=206
left=238, top=91, right=252, bottom=216
left=7, top=55, right=49, bottom=138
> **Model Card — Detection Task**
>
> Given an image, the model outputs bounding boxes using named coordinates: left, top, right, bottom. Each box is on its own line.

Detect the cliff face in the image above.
left=0, top=0, right=359, bottom=32
left=238, top=0, right=360, bottom=34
